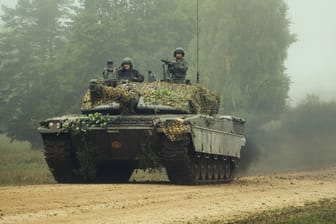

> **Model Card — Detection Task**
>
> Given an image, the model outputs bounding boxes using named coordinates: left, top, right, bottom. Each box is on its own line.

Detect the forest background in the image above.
left=0, top=0, right=335, bottom=172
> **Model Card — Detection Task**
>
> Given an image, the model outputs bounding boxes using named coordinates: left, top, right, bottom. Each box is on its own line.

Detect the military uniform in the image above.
left=118, top=68, right=144, bottom=82
left=167, top=58, right=188, bottom=83
left=167, top=47, right=188, bottom=84
left=117, top=57, right=144, bottom=83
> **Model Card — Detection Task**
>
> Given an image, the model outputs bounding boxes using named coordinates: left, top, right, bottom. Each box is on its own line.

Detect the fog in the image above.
left=241, top=97, right=336, bottom=175
left=242, top=0, right=336, bottom=173
left=285, top=0, right=336, bottom=104
left=0, top=0, right=15, bottom=9
left=2, top=0, right=335, bottom=105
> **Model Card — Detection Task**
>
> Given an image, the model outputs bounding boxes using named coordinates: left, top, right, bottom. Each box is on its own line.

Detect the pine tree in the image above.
left=0, top=0, right=74, bottom=144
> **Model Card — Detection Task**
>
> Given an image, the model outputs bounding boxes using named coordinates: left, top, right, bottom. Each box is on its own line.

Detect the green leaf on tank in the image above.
left=62, top=112, right=112, bottom=133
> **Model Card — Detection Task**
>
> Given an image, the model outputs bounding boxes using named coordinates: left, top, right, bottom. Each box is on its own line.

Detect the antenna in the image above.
left=196, top=0, right=200, bottom=83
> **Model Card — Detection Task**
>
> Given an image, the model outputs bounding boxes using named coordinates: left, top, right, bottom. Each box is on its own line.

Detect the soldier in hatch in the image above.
left=117, top=57, right=144, bottom=82
left=167, top=47, right=188, bottom=83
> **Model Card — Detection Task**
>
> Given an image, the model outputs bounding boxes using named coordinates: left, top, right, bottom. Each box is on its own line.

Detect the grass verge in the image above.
left=0, top=134, right=167, bottom=185
left=207, top=198, right=336, bottom=224
left=0, top=135, right=54, bottom=185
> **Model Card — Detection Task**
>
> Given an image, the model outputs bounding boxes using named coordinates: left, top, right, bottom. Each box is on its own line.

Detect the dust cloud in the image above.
left=241, top=96, right=336, bottom=175
left=240, top=0, right=336, bottom=175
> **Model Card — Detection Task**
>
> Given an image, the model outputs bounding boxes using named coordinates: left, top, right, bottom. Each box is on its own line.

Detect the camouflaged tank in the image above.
left=38, top=76, right=246, bottom=184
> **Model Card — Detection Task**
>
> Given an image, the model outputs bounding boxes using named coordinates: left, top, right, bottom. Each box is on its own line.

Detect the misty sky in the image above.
left=0, top=0, right=14, bottom=8
left=1, top=0, right=335, bottom=104
left=285, top=0, right=336, bottom=104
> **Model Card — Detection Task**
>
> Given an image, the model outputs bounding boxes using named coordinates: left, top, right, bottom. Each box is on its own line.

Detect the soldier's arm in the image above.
left=132, top=70, right=144, bottom=82
left=182, top=60, right=188, bottom=72
left=167, top=61, right=175, bottom=73
left=137, top=73, right=144, bottom=82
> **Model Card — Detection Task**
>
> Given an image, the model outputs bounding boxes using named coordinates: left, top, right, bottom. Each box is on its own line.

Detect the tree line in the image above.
left=0, top=0, right=294, bottom=146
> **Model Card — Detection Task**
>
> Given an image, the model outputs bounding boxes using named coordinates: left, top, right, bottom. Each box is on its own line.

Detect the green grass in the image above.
left=0, top=134, right=168, bottom=185
left=207, top=199, right=336, bottom=224
left=131, top=169, right=169, bottom=182
left=0, top=135, right=54, bottom=185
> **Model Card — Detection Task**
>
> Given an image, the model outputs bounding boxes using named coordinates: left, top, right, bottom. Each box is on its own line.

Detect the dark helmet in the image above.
left=174, top=47, right=185, bottom=57
left=121, top=57, right=133, bottom=66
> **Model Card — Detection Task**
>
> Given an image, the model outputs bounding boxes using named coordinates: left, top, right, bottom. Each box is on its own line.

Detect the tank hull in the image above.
left=38, top=114, right=245, bottom=184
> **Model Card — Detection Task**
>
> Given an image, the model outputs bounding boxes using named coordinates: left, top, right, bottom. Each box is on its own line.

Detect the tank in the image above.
left=38, top=65, right=246, bottom=185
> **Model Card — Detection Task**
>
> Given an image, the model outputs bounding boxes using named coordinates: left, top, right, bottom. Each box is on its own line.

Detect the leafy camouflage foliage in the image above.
left=161, top=120, right=187, bottom=142
left=82, top=81, right=219, bottom=115
left=62, top=112, right=112, bottom=133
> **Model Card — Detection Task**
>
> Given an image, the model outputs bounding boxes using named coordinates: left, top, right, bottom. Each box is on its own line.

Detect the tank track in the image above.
left=43, top=133, right=83, bottom=183
left=43, top=133, right=134, bottom=183
left=162, top=136, right=238, bottom=185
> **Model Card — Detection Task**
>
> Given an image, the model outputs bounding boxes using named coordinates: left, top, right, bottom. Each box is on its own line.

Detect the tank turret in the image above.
left=81, top=81, right=219, bottom=115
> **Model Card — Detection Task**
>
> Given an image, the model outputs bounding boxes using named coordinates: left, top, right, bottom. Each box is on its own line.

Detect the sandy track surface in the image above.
left=1, top=167, right=336, bottom=224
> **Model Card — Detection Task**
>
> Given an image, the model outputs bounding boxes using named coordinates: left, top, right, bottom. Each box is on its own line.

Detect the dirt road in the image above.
left=1, top=167, right=336, bottom=224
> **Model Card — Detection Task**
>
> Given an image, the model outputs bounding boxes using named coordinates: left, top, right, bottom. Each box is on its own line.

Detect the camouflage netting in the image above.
left=82, top=81, right=220, bottom=115
left=161, top=120, right=187, bottom=141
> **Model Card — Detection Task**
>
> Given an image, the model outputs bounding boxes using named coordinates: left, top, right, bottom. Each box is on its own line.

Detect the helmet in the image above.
left=121, top=57, right=133, bottom=66
left=174, top=47, right=185, bottom=57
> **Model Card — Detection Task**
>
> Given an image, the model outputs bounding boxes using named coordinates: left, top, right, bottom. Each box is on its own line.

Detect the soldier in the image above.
left=117, top=57, right=144, bottom=82
left=167, top=47, right=188, bottom=83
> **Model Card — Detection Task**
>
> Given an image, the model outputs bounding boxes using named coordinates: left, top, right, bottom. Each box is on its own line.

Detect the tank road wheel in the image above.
left=200, top=156, right=207, bottom=180
left=206, top=156, right=214, bottom=180
left=162, top=137, right=197, bottom=185
left=218, top=157, right=225, bottom=180
left=162, top=135, right=240, bottom=185
left=224, top=158, right=232, bottom=180
left=212, top=157, right=219, bottom=181
left=191, top=156, right=201, bottom=181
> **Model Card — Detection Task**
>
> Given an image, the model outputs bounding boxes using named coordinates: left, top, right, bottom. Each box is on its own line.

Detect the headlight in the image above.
left=48, top=121, right=62, bottom=129
left=48, top=122, right=54, bottom=128
left=56, top=122, right=61, bottom=129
